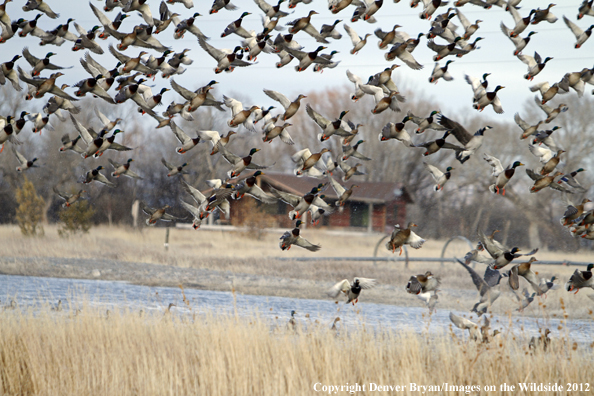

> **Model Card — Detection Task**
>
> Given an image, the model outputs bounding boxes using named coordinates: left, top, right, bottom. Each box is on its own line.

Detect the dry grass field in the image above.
left=1, top=226, right=593, bottom=395
left=0, top=305, right=592, bottom=396
left=1, top=225, right=593, bottom=318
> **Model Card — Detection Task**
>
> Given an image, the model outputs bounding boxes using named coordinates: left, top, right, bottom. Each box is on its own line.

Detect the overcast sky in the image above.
left=1, top=0, right=592, bottom=126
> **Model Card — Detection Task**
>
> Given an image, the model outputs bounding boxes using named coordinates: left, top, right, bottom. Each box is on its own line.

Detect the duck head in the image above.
left=248, top=148, right=260, bottom=156
left=512, top=161, right=524, bottom=168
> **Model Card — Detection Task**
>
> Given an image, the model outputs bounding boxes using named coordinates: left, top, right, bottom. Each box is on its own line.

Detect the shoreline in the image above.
left=1, top=255, right=591, bottom=320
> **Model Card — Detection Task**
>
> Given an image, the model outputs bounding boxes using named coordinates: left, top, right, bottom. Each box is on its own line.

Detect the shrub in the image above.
left=58, top=200, right=95, bottom=237
left=15, top=176, right=45, bottom=236
left=235, top=198, right=276, bottom=240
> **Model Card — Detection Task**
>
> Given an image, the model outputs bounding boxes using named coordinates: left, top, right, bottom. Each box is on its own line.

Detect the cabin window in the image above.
left=349, top=202, right=369, bottom=227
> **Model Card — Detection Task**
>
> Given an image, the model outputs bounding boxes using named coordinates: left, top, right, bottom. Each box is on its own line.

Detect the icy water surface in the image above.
left=1, top=274, right=592, bottom=342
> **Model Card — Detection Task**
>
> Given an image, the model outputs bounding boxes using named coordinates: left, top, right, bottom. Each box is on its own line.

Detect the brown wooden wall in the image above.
left=228, top=196, right=407, bottom=233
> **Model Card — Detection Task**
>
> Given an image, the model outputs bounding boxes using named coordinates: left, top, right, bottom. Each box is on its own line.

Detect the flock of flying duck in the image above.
left=0, top=0, right=593, bottom=333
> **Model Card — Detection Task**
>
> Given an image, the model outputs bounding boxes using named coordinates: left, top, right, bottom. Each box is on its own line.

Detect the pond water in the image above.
left=1, top=274, right=592, bottom=342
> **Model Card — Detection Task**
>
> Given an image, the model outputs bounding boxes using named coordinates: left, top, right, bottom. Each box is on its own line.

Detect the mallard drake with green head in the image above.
left=287, top=310, right=297, bottom=330
left=53, top=186, right=85, bottom=208
left=18, top=13, right=44, bottom=37
left=327, top=277, right=376, bottom=305
left=79, top=166, right=115, bottom=187
left=161, top=158, right=189, bottom=177
left=218, top=145, right=272, bottom=178
left=93, top=129, right=131, bottom=158
left=473, top=85, right=504, bottom=113
left=284, top=45, right=332, bottom=72
left=221, top=12, right=252, bottom=38
left=270, top=184, right=329, bottom=220
left=73, top=75, right=115, bottom=104
left=12, top=147, right=37, bottom=172
left=437, top=114, right=493, bottom=163
left=406, top=110, right=444, bottom=134
left=423, top=162, right=453, bottom=191
left=320, top=19, right=342, bottom=40
left=386, top=222, right=425, bottom=255
left=72, top=24, right=104, bottom=54
left=209, top=0, right=237, bottom=14
left=173, top=12, right=207, bottom=39
left=168, top=121, right=201, bottom=154
left=140, top=202, right=181, bottom=226
left=306, top=104, right=351, bottom=141
left=563, top=15, right=594, bottom=48
left=28, top=112, right=53, bottom=134
left=108, top=158, right=142, bottom=179
left=427, top=37, right=466, bottom=61
left=429, top=60, right=454, bottom=83
left=465, top=73, right=490, bottom=103
left=233, top=171, right=277, bottom=204
left=378, top=120, right=413, bottom=147
left=502, top=23, right=536, bottom=56
left=1, top=17, right=24, bottom=43
left=557, top=168, right=587, bottom=192
left=414, top=130, right=464, bottom=156
left=507, top=7, right=536, bottom=37
left=0, top=55, right=22, bottom=91
left=341, top=140, right=370, bottom=161
left=198, top=36, right=253, bottom=74
left=70, top=113, right=104, bottom=158
left=0, top=116, right=18, bottom=153
left=10, top=111, right=29, bottom=135
left=479, top=230, right=538, bottom=269
left=518, top=51, right=553, bottom=80
left=279, top=220, right=321, bottom=252
left=483, top=155, right=524, bottom=195
left=59, top=133, right=84, bottom=154
left=565, top=264, right=594, bottom=293
left=22, top=48, right=70, bottom=76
